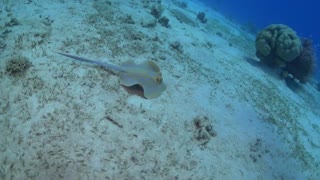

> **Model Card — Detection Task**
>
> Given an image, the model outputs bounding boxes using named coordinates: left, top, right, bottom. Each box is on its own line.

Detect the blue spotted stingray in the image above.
left=55, top=51, right=166, bottom=99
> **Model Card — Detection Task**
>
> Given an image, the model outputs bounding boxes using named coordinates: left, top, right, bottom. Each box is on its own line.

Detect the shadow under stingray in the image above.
left=121, top=84, right=146, bottom=99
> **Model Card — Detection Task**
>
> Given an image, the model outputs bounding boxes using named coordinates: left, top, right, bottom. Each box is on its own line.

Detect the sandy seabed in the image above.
left=0, top=0, right=320, bottom=179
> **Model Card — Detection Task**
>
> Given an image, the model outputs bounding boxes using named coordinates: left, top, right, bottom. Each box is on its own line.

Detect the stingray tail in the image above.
left=54, top=51, right=123, bottom=71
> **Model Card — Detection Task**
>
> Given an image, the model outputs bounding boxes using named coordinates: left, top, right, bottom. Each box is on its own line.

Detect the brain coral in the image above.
left=255, top=24, right=302, bottom=67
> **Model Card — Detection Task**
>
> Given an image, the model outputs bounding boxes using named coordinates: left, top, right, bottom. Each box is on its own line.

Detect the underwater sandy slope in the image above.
left=0, top=0, right=319, bottom=179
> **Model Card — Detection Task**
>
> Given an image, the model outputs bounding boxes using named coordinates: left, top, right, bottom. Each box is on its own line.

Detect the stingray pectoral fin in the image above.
left=118, top=60, right=166, bottom=99
left=138, top=60, right=161, bottom=72
left=143, top=81, right=167, bottom=99
left=119, top=73, right=141, bottom=86
left=119, top=72, right=166, bottom=99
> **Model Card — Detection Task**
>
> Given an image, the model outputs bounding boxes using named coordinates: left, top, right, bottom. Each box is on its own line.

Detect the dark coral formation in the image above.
left=158, top=16, right=169, bottom=28
left=255, top=24, right=316, bottom=83
left=170, top=41, right=183, bottom=53
left=5, top=18, right=20, bottom=27
left=121, top=15, right=135, bottom=24
left=284, top=38, right=316, bottom=83
left=6, top=56, right=32, bottom=76
left=249, top=138, right=269, bottom=163
left=197, top=12, right=207, bottom=23
left=150, top=4, right=164, bottom=19
left=192, top=116, right=217, bottom=147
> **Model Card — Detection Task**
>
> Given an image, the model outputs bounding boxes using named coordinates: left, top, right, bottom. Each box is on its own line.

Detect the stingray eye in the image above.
left=155, top=74, right=162, bottom=83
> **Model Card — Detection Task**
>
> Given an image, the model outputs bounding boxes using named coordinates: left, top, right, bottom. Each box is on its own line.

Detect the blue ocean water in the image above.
left=200, top=0, right=320, bottom=80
